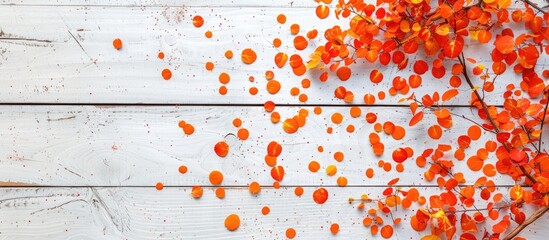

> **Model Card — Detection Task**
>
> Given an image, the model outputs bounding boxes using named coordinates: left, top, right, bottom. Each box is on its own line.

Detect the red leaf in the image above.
left=492, top=216, right=510, bottom=233
left=387, top=178, right=400, bottom=186
left=494, top=35, right=515, bottom=54
left=443, top=38, right=464, bottom=58
left=460, top=213, right=478, bottom=233
left=270, top=166, right=285, bottom=181
left=497, top=132, right=510, bottom=143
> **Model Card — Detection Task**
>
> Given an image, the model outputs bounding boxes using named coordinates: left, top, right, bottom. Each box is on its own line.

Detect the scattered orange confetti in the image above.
left=209, top=170, right=224, bottom=185
left=225, top=50, right=233, bottom=59
left=428, top=125, right=443, bottom=139
left=155, top=182, right=164, bottom=190
left=313, top=187, right=329, bottom=204
left=380, top=225, right=394, bottom=238
left=316, top=5, right=330, bottom=19
left=308, top=161, right=320, bottom=172
left=249, top=181, right=261, bottom=195
left=219, top=72, right=230, bottom=84
left=264, top=101, right=276, bottom=112
left=267, top=141, right=283, bottom=157
left=293, top=36, right=308, bottom=50
left=261, top=206, right=270, bottom=215
left=294, top=186, right=304, bottom=196
left=336, top=66, right=351, bottom=81
left=192, top=15, right=204, bottom=28
left=241, top=48, right=257, bottom=64
left=237, top=128, right=249, bottom=140
left=224, top=214, right=240, bottom=231
left=178, top=165, right=188, bottom=174
left=337, top=176, right=348, bottom=186
left=330, top=223, right=339, bottom=235
left=113, top=38, right=123, bottom=49
left=264, top=81, right=282, bottom=96
left=214, top=141, right=229, bottom=157
left=213, top=188, right=225, bottom=199
left=277, top=14, right=287, bottom=24
left=162, top=69, right=172, bottom=80
left=205, top=62, right=214, bottom=71
left=271, top=166, right=285, bottom=181
left=205, top=30, right=213, bottom=38
left=286, top=228, right=296, bottom=239
left=191, top=186, right=203, bottom=199
left=334, top=151, right=344, bottom=162
left=282, top=118, right=299, bottom=133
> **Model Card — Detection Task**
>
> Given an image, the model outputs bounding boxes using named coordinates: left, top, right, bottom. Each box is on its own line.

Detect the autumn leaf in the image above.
left=494, top=35, right=515, bottom=54
left=460, top=213, right=478, bottom=232
left=441, top=89, right=459, bottom=102
left=409, top=111, right=424, bottom=126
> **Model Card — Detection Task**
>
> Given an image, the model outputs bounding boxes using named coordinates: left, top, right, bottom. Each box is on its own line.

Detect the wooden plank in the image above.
left=0, top=0, right=324, bottom=7
left=0, top=186, right=546, bottom=239
left=0, top=105, right=526, bottom=186
left=1, top=6, right=542, bottom=105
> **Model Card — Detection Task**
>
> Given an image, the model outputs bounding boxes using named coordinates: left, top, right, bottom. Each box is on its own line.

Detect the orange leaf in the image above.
left=409, top=111, right=424, bottom=126
left=492, top=216, right=510, bottom=233
left=241, top=48, right=257, bottom=64
left=274, top=52, right=288, bottom=68
left=387, top=178, right=400, bottom=186
left=443, top=38, right=464, bottom=58
left=380, top=225, right=394, bottom=239
left=442, top=89, right=459, bottom=102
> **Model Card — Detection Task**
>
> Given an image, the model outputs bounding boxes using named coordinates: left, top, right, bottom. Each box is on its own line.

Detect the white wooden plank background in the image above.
left=1, top=187, right=546, bottom=240
left=0, top=105, right=522, bottom=186
left=0, top=0, right=548, bottom=239
left=0, top=4, right=545, bottom=104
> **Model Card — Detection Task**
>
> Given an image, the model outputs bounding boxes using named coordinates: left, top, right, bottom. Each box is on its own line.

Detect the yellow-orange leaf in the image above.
left=421, top=235, right=442, bottom=240
left=498, top=0, right=511, bottom=8
left=510, top=184, right=523, bottom=201
left=435, top=24, right=450, bottom=36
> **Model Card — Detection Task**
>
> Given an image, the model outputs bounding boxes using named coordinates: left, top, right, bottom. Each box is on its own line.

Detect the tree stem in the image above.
left=503, top=205, right=549, bottom=240
left=458, top=54, right=537, bottom=184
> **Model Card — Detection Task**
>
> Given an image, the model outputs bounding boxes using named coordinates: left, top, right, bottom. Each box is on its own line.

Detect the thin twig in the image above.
left=522, top=0, right=547, bottom=14
left=538, top=90, right=549, bottom=151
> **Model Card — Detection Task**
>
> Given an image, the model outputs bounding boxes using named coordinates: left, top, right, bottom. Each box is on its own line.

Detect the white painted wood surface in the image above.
left=0, top=187, right=546, bottom=240
left=0, top=105, right=520, bottom=187
left=0, top=0, right=548, bottom=239
left=0, top=4, right=545, bottom=104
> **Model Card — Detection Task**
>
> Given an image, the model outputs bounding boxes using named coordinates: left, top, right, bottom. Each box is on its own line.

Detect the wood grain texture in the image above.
left=1, top=5, right=545, bottom=105
left=0, top=105, right=534, bottom=187
left=0, top=0, right=323, bottom=7
left=0, top=187, right=547, bottom=239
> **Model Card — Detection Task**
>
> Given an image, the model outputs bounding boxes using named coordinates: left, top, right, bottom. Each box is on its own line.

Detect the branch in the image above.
left=522, top=0, right=547, bottom=14
left=538, top=90, right=549, bottom=151
left=458, top=53, right=537, bottom=184
left=502, top=204, right=549, bottom=240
